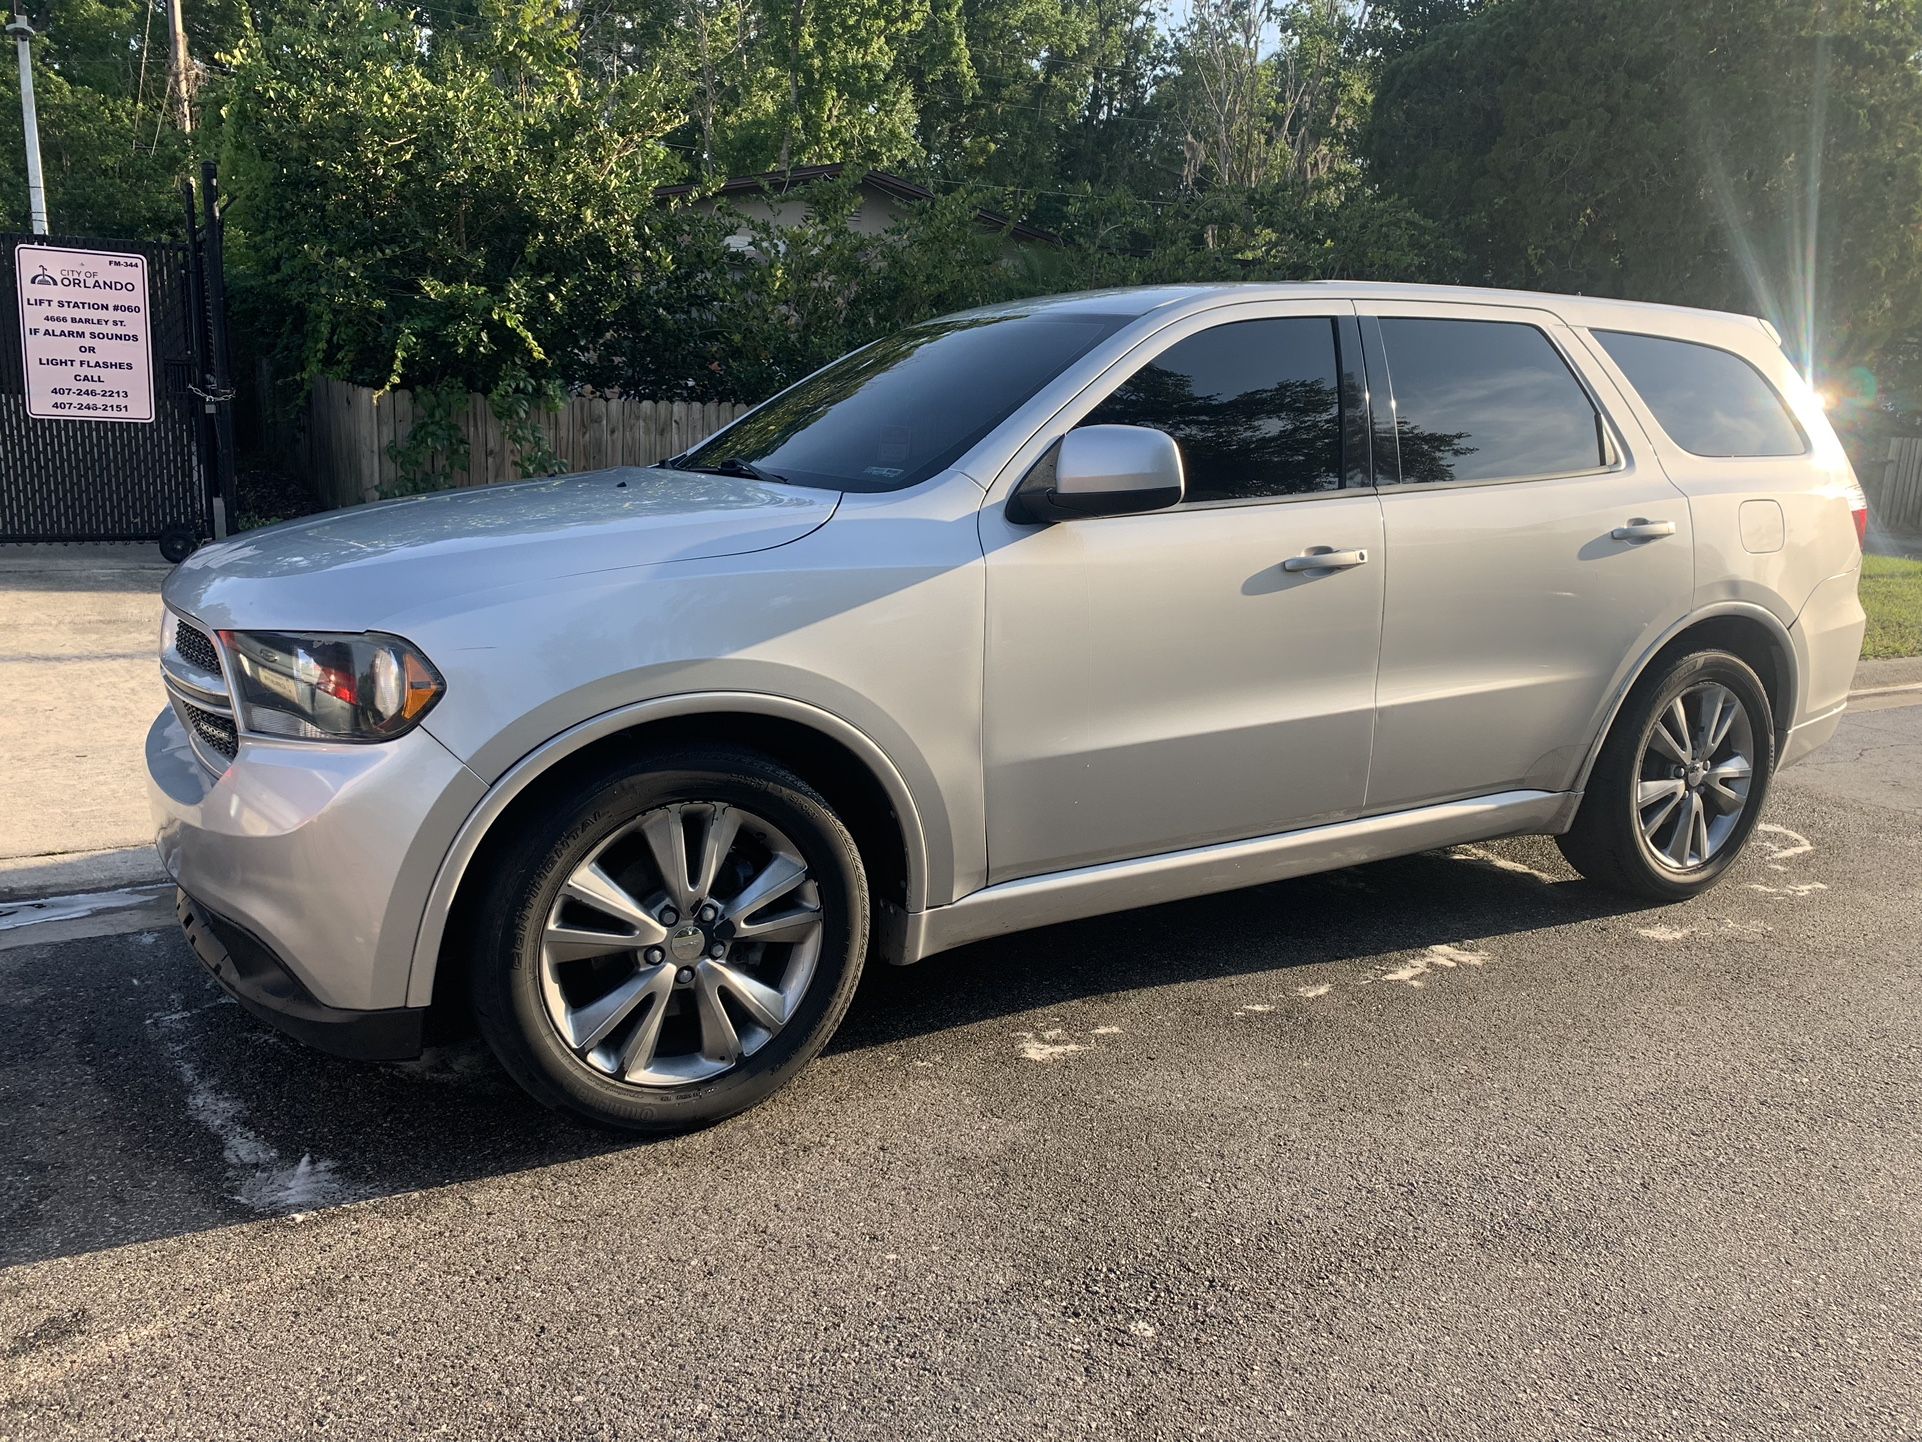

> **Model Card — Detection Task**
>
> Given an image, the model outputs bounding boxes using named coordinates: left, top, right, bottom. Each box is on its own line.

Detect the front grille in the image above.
left=182, top=701, right=239, bottom=759
left=174, top=621, right=221, bottom=675
left=163, top=611, right=239, bottom=772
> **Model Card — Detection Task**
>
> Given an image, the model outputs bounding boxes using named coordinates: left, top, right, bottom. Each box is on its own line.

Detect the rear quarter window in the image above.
left=1592, top=330, right=1807, bottom=458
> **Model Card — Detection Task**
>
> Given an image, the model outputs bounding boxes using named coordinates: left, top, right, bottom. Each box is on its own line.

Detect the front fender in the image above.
left=403, top=691, right=938, bottom=1008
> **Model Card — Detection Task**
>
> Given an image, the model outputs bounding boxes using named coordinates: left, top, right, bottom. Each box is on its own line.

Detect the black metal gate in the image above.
left=0, top=231, right=210, bottom=543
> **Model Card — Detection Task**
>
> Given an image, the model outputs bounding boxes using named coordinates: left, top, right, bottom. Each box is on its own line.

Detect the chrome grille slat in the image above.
left=160, top=654, right=230, bottom=708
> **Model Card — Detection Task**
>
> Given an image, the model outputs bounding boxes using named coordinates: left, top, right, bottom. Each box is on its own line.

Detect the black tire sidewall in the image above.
left=475, top=751, right=867, bottom=1132
left=1611, top=650, right=1776, bottom=897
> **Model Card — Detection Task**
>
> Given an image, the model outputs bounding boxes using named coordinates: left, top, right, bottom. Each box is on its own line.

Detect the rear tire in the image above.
left=1557, top=649, right=1775, bottom=901
left=472, top=746, right=867, bottom=1133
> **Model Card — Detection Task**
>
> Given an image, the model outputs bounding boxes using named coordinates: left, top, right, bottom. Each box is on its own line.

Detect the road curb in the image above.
left=0, top=845, right=168, bottom=902
left=1852, top=655, right=1922, bottom=692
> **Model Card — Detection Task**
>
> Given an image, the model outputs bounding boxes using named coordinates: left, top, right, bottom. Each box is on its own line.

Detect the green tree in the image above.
left=1367, top=0, right=1922, bottom=385
left=220, top=0, right=681, bottom=410
left=1153, top=0, right=1381, bottom=194
left=905, top=0, right=1170, bottom=197
left=0, top=0, right=193, bottom=235
left=599, top=176, right=1066, bottom=400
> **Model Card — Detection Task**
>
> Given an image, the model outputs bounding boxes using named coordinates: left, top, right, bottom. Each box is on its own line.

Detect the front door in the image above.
left=978, top=306, right=1385, bottom=883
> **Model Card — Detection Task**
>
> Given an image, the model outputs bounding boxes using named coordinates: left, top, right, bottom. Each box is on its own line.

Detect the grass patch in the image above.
left=1861, top=554, right=1922, bottom=659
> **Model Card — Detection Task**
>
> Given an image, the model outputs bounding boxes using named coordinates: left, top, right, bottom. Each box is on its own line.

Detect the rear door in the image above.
left=1355, top=301, right=1694, bottom=811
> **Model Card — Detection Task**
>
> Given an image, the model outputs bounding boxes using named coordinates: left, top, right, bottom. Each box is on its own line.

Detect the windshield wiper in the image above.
left=673, top=456, right=790, bottom=484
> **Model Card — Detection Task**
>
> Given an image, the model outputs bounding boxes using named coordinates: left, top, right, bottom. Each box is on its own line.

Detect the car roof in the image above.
left=955, top=282, right=1772, bottom=342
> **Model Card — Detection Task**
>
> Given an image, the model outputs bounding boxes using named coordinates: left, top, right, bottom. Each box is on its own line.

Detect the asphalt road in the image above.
left=3, top=706, right=1919, bottom=1441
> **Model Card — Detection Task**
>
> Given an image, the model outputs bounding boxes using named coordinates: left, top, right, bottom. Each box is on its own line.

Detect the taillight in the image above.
left=1852, top=504, right=1869, bottom=550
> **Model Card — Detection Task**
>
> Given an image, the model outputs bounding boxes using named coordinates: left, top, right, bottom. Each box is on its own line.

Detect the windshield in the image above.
left=672, top=312, right=1129, bottom=492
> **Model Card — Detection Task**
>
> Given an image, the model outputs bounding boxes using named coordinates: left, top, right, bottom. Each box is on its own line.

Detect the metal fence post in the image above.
left=180, top=178, right=218, bottom=537
left=198, top=161, right=238, bottom=534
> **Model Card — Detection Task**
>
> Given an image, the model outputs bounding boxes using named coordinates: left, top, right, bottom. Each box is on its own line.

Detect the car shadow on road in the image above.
left=1, top=842, right=1652, bottom=1270
left=836, top=842, right=1618, bottom=1051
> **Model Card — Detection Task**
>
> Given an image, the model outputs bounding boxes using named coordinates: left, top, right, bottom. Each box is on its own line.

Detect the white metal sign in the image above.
left=14, top=243, right=155, bottom=423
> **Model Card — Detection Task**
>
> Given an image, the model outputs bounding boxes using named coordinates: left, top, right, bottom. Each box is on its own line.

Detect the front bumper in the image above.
left=177, top=890, right=426, bottom=1060
left=146, top=706, right=488, bottom=1018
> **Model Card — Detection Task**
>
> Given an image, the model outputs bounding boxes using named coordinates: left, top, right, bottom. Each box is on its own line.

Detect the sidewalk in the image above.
left=0, top=544, right=173, bottom=899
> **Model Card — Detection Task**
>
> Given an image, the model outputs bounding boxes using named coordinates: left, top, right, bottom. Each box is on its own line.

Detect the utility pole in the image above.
left=166, top=0, right=193, bottom=133
left=7, top=10, right=48, bottom=235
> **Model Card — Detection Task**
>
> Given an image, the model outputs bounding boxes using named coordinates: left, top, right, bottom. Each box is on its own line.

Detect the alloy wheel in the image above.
left=1634, top=681, right=1756, bottom=872
left=537, top=802, right=824, bottom=1086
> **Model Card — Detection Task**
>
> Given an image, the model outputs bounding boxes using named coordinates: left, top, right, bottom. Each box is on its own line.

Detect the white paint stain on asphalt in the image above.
left=1381, top=943, right=1489, bottom=986
left=149, top=1003, right=359, bottom=1213
left=1233, top=1003, right=1277, bottom=1017
left=1757, top=823, right=1815, bottom=861
left=1448, top=845, right=1559, bottom=884
left=1746, top=881, right=1828, bottom=897
left=1637, top=924, right=1692, bottom=942
left=1015, top=1028, right=1089, bottom=1063
left=1015, top=1022, right=1123, bottom=1060
left=1295, top=983, right=1333, bottom=998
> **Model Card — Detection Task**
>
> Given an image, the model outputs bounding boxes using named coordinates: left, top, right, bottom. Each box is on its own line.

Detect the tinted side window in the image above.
left=1378, top=318, right=1605, bottom=484
left=1082, top=317, right=1342, bottom=504
left=1593, top=330, right=1806, bottom=458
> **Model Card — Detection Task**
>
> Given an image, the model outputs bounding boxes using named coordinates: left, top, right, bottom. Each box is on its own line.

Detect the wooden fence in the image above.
left=297, top=377, right=751, bottom=507
left=1874, top=438, right=1922, bottom=535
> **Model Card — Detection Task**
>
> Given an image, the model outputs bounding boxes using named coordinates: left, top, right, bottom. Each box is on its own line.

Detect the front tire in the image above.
left=1557, top=649, right=1775, bottom=901
left=472, top=746, right=868, bottom=1133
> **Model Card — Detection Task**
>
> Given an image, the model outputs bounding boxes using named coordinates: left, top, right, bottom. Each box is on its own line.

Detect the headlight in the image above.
left=217, top=630, right=444, bottom=742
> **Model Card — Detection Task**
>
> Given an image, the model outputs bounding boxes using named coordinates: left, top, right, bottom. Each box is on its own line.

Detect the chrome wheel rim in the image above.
left=1635, top=681, right=1756, bottom=872
left=538, top=802, right=823, bottom=1087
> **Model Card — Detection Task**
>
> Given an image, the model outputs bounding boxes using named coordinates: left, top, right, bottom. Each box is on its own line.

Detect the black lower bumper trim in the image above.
left=176, top=890, right=426, bottom=1062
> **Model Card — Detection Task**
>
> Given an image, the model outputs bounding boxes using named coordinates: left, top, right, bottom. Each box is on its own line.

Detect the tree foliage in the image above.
left=222, top=0, right=679, bottom=400
left=8, top=0, right=1922, bottom=464
left=0, top=0, right=196, bottom=235
left=1368, top=0, right=1922, bottom=388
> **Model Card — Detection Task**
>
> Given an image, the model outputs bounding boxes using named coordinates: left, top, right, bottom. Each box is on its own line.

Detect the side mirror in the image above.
left=1007, top=424, right=1185, bottom=524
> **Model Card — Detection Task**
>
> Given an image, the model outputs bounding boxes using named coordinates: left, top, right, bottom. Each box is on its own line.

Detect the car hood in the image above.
left=164, top=466, right=839, bottom=631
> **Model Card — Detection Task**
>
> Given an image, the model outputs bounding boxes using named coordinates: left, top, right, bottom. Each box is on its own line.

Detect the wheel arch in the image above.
left=1570, top=603, right=1797, bottom=801
left=408, top=694, right=931, bottom=1012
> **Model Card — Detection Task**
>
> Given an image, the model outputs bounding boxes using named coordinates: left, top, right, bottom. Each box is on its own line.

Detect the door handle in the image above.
left=1611, top=519, right=1677, bottom=542
left=1282, top=547, right=1369, bottom=573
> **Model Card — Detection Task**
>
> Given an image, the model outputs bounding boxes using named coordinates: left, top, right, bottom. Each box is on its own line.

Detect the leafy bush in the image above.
left=590, top=174, right=1458, bottom=405
left=221, top=0, right=678, bottom=416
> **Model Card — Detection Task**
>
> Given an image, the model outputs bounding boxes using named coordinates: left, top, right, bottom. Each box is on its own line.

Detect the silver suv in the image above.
left=150, top=283, right=1868, bottom=1131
